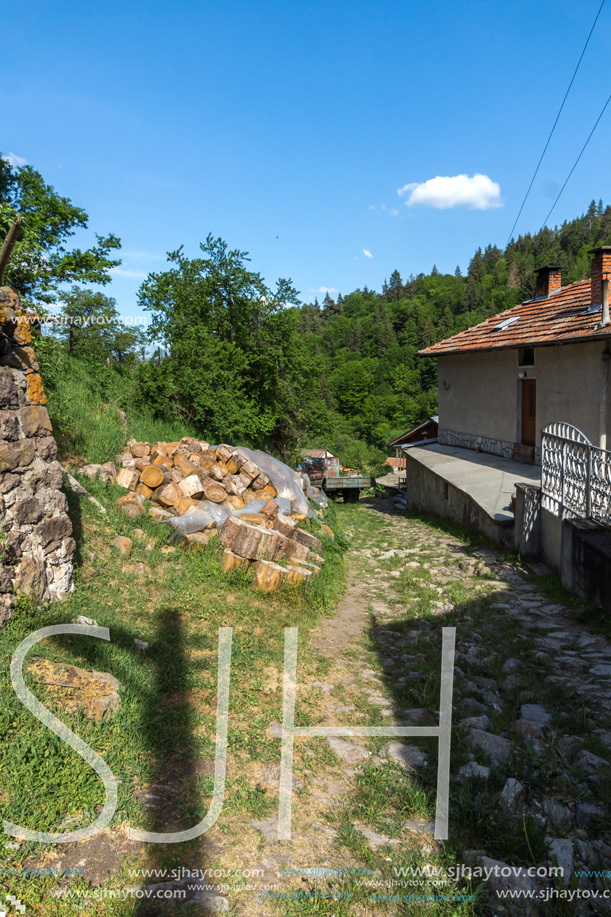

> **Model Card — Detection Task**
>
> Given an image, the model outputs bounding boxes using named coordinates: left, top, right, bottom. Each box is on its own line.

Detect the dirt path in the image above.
left=17, top=495, right=611, bottom=915
left=229, top=497, right=611, bottom=916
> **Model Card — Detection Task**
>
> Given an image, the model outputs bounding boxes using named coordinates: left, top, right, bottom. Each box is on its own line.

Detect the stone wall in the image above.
left=438, top=428, right=541, bottom=465
left=0, top=285, right=74, bottom=624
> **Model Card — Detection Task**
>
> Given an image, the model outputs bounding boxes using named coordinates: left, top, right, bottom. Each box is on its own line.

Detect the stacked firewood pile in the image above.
left=90, top=437, right=332, bottom=592
left=113, top=437, right=280, bottom=515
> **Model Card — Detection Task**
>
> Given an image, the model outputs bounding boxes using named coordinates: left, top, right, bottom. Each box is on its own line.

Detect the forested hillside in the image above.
left=50, top=202, right=611, bottom=473
left=275, top=200, right=611, bottom=465
left=4, top=154, right=610, bottom=471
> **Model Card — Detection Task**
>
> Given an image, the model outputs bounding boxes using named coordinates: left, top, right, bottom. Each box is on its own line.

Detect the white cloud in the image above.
left=397, top=173, right=502, bottom=210
left=309, top=286, right=339, bottom=294
left=363, top=249, right=373, bottom=259
left=122, top=250, right=166, bottom=262
left=2, top=152, right=28, bottom=169
left=110, top=267, right=148, bottom=280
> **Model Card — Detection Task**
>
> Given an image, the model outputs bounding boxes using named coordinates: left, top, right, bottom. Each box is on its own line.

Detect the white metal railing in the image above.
left=541, top=422, right=611, bottom=526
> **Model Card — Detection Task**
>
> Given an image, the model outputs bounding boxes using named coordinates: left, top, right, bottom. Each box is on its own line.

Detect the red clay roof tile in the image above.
left=419, top=278, right=611, bottom=356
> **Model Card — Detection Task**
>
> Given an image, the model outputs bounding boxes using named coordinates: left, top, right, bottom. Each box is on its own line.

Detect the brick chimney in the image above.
left=589, top=246, right=611, bottom=306
left=535, top=265, right=562, bottom=299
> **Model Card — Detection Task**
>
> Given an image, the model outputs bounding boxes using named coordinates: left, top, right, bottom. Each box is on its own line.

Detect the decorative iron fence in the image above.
left=541, top=422, right=611, bottom=526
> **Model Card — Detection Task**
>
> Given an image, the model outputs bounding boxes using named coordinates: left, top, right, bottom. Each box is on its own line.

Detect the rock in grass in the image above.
left=112, top=535, right=132, bottom=557
left=26, top=659, right=122, bottom=721
left=466, top=729, right=513, bottom=767
left=546, top=837, right=574, bottom=885
left=458, top=761, right=490, bottom=780
left=386, top=742, right=428, bottom=770
left=500, top=778, right=524, bottom=810
left=326, top=737, right=370, bottom=764
left=356, top=824, right=399, bottom=850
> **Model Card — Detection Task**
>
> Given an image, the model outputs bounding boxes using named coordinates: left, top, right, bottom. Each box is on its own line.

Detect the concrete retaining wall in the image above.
left=403, top=451, right=506, bottom=544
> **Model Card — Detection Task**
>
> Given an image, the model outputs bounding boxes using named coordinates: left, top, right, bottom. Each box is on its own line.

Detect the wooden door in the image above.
left=521, top=379, right=536, bottom=446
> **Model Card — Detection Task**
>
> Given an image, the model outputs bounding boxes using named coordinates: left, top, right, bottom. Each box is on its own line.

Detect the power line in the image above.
left=540, top=89, right=611, bottom=230
left=506, top=0, right=606, bottom=246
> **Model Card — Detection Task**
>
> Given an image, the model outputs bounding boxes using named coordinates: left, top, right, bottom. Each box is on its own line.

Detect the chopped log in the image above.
left=242, top=491, right=261, bottom=505
left=184, top=530, right=217, bottom=550
left=226, top=457, right=239, bottom=474
left=292, top=513, right=308, bottom=523
left=261, top=484, right=278, bottom=498
left=310, top=552, right=325, bottom=566
left=149, top=505, right=172, bottom=521
left=136, top=481, right=154, bottom=500
left=321, top=524, right=335, bottom=539
left=200, top=449, right=217, bottom=462
left=131, top=443, right=150, bottom=458
left=239, top=460, right=260, bottom=482
left=290, top=529, right=324, bottom=554
left=116, top=467, right=139, bottom=490
left=166, top=441, right=181, bottom=455
left=118, top=451, right=133, bottom=466
left=169, top=468, right=183, bottom=484
left=203, top=482, right=227, bottom=504
left=284, top=539, right=311, bottom=563
left=286, top=565, right=313, bottom=585
left=272, top=514, right=298, bottom=538
left=101, top=461, right=118, bottom=484
left=174, top=453, right=202, bottom=478
left=141, top=465, right=165, bottom=488
left=156, top=483, right=181, bottom=507
left=223, top=495, right=245, bottom=511
left=251, top=471, right=271, bottom=491
left=118, top=493, right=145, bottom=517
left=261, top=499, right=279, bottom=518
left=179, top=474, right=206, bottom=499
left=152, top=443, right=169, bottom=455
left=188, top=453, right=204, bottom=467
left=236, top=512, right=267, bottom=526
left=287, top=558, right=321, bottom=576
left=180, top=436, right=201, bottom=452
left=176, top=495, right=199, bottom=515
left=208, top=462, right=227, bottom=481
left=215, top=444, right=233, bottom=463
left=252, top=560, right=290, bottom=592
left=152, top=451, right=170, bottom=466
left=134, top=456, right=148, bottom=472
left=220, top=517, right=288, bottom=561
left=221, top=549, right=251, bottom=573
left=235, top=473, right=250, bottom=492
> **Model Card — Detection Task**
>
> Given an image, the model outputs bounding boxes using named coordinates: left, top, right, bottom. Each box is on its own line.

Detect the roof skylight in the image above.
left=491, top=316, right=519, bottom=332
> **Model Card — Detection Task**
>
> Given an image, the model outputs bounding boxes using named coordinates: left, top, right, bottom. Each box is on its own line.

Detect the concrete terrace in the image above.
left=402, top=444, right=541, bottom=543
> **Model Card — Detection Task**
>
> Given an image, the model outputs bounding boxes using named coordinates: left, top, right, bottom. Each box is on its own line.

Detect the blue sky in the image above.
left=3, top=0, right=611, bottom=320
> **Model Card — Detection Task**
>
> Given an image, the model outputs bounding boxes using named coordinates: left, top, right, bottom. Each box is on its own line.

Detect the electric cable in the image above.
left=506, top=0, right=606, bottom=246
left=540, top=90, right=611, bottom=230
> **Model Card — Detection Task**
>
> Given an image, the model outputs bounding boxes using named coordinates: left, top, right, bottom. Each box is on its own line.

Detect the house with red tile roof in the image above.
left=419, top=247, right=611, bottom=464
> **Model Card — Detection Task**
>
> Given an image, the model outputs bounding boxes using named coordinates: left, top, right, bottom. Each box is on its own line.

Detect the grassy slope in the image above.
left=0, top=345, right=348, bottom=913
left=35, top=338, right=197, bottom=466
left=0, top=475, right=347, bottom=915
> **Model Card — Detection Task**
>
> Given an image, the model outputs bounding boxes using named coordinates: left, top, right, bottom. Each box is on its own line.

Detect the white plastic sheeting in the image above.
left=155, top=447, right=322, bottom=541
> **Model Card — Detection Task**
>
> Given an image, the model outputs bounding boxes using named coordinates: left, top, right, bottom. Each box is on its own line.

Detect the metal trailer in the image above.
left=322, top=474, right=375, bottom=502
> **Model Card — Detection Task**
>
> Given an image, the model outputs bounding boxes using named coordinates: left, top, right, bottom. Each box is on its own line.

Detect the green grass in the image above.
left=36, top=337, right=198, bottom=463
left=534, top=570, right=611, bottom=639
left=0, top=473, right=348, bottom=916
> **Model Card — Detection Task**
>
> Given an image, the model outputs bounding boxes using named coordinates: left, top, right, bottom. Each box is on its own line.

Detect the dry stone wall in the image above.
left=0, top=285, right=74, bottom=624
